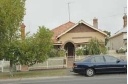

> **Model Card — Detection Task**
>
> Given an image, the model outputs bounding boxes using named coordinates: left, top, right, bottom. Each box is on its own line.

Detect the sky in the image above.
left=24, top=0, right=127, bottom=35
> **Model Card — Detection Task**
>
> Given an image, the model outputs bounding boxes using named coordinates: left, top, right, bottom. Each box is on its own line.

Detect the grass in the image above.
left=0, top=69, right=68, bottom=79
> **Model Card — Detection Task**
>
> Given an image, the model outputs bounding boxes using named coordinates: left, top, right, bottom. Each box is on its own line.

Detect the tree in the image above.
left=5, top=40, right=22, bottom=72
left=86, top=38, right=107, bottom=55
left=18, top=26, right=53, bottom=66
left=103, top=31, right=111, bottom=37
left=33, top=26, right=53, bottom=63
left=4, top=26, right=53, bottom=73
left=0, top=0, right=25, bottom=58
left=0, top=0, right=25, bottom=74
left=103, top=30, right=111, bottom=45
left=0, top=0, right=54, bottom=74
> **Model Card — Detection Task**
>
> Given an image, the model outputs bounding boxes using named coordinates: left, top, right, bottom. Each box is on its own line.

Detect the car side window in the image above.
left=91, top=58, right=95, bottom=63
left=91, top=56, right=105, bottom=63
left=104, top=56, right=118, bottom=63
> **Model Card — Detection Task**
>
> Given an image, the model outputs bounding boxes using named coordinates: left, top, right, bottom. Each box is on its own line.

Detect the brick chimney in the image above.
left=123, top=14, right=127, bottom=28
left=21, top=23, right=26, bottom=40
left=93, top=17, right=98, bottom=28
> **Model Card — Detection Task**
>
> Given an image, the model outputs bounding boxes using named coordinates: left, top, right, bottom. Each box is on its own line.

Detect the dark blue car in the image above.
left=73, top=55, right=127, bottom=77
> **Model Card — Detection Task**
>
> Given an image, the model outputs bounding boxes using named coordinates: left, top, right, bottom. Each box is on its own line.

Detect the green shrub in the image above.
left=75, top=48, right=84, bottom=56
left=48, top=49, right=66, bottom=57
left=57, top=49, right=66, bottom=57
left=48, top=49, right=58, bottom=57
left=116, top=48, right=126, bottom=53
left=86, top=38, right=107, bottom=55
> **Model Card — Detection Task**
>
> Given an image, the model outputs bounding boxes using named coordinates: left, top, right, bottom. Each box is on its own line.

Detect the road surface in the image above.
left=0, top=74, right=126, bottom=84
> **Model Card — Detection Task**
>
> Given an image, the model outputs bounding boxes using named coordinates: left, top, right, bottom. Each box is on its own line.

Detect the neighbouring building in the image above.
left=52, top=19, right=107, bottom=67
left=107, top=14, right=127, bottom=51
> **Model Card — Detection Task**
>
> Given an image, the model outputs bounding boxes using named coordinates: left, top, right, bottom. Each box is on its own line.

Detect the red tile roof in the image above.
left=51, top=20, right=107, bottom=43
left=51, top=21, right=75, bottom=42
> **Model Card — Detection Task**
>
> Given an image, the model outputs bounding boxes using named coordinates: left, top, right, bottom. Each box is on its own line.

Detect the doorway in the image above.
left=64, top=42, right=75, bottom=68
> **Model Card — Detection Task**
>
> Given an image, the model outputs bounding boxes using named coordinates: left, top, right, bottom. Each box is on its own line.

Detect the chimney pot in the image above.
left=21, top=23, right=26, bottom=40
left=123, top=14, right=127, bottom=28
left=93, top=17, right=98, bottom=28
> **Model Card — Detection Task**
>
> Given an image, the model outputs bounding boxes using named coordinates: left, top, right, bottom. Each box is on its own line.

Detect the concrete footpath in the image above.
left=0, top=76, right=75, bottom=83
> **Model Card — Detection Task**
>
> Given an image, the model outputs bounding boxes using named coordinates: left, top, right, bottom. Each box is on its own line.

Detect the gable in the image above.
left=57, top=20, right=107, bottom=39
left=68, top=23, right=96, bottom=33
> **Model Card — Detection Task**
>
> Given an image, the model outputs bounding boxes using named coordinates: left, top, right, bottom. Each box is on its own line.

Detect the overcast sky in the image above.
left=24, top=0, right=127, bottom=35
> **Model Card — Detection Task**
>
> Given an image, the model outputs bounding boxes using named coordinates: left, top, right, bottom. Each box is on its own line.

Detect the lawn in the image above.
left=0, top=69, right=68, bottom=79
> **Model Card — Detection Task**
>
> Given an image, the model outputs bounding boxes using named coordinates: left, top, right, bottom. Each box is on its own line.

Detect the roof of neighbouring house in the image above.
left=110, top=27, right=127, bottom=39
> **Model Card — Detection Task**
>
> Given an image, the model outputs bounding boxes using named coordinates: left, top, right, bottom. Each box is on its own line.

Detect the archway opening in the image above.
left=64, top=42, right=75, bottom=68
left=64, top=42, right=75, bottom=57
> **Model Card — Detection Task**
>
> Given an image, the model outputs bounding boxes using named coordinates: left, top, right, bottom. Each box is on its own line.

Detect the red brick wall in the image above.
left=21, top=65, right=29, bottom=71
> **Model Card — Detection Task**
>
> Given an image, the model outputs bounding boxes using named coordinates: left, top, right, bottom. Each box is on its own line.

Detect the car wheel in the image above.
left=85, top=68, right=95, bottom=77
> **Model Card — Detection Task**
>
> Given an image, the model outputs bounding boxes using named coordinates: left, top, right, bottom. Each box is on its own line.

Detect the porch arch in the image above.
left=64, top=41, right=75, bottom=57
left=63, top=41, right=75, bottom=68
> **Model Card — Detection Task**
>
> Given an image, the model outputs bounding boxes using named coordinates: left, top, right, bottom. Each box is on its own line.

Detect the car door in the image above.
left=104, top=55, right=126, bottom=73
left=90, top=56, right=106, bottom=73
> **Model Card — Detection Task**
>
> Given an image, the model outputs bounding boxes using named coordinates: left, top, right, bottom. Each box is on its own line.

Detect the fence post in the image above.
left=46, top=60, right=48, bottom=69
left=66, top=57, right=67, bottom=68
left=1, top=59, right=4, bottom=72
left=20, top=65, right=21, bottom=71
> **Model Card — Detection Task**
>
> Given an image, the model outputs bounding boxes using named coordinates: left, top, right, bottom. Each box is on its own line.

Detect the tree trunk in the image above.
left=9, top=60, right=13, bottom=77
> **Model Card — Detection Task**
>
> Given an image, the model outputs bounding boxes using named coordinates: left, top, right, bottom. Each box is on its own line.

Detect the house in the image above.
left=52, top=18, right=107, bottom=67
left=107, top=14, right=127, bottom=51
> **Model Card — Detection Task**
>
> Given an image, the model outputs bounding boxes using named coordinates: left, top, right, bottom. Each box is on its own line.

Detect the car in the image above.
left=72, top=55, right=127, bottom=77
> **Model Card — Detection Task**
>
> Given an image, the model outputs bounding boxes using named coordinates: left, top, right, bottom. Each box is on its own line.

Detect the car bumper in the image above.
left=73, top=67, right=85, bottom=74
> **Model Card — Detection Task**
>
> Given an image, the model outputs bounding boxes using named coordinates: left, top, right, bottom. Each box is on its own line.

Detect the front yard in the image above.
left=0, top=69, right=67, bottom=79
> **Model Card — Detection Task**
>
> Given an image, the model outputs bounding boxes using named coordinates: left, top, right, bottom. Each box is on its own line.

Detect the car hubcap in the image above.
left=87, top=69, right=93, bottom=76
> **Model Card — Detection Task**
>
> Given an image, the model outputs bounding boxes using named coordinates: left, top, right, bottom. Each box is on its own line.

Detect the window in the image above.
left=91, top=56, right=105, bottom=63
left=104, top=56, right=118, bottom=63
left=91, top=58, right=95, bottom=63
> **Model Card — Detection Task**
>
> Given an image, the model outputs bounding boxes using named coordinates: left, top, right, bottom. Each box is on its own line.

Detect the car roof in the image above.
left=87, top=55, right=104, bottom=57
left=86, top=55, right=116, bottom=59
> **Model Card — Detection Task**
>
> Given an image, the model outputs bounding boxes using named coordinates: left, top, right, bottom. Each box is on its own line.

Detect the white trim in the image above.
left=56, top=20, right=107, bottom=39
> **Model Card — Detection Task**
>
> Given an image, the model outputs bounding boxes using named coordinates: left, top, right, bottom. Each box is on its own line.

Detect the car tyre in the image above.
left=85, top=68, right=95, bottom=77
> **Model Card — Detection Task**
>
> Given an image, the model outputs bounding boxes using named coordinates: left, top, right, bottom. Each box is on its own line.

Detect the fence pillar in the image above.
left=63, top=58, right=67, bottom=68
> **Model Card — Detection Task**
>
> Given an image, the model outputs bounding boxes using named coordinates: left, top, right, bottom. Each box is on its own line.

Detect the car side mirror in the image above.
left=116, top=60, right=120, bottom=63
